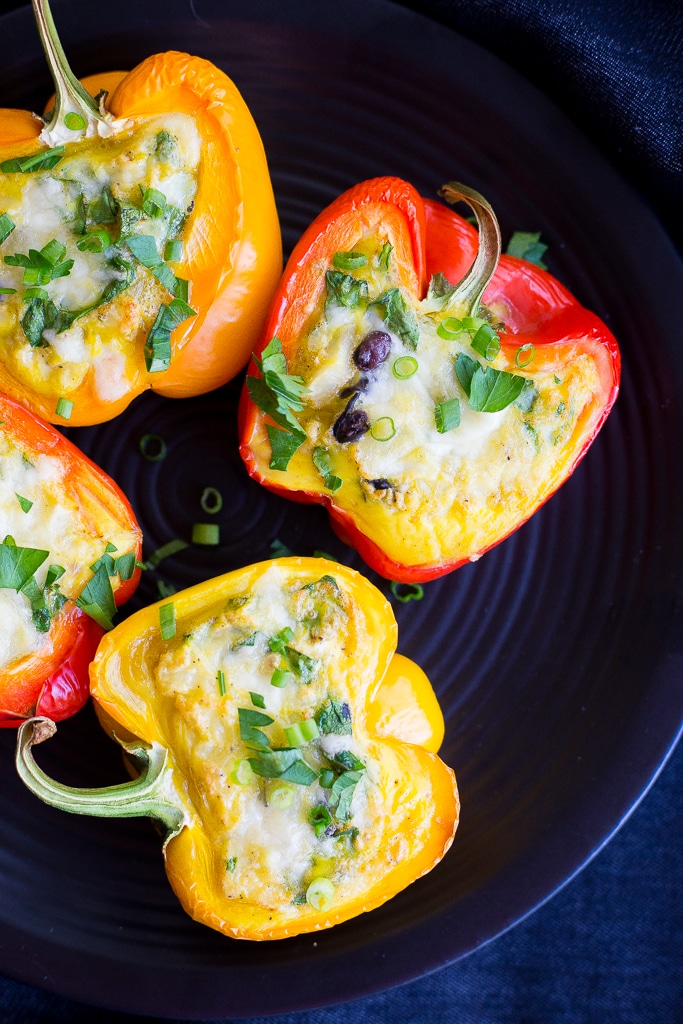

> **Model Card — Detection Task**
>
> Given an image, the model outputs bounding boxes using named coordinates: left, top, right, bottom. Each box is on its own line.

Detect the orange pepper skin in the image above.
left=0, top=393, right=142, bottom=725
left=239, top=177, right=621, bottom=582
left=85, top=557, right=458, bottom=941
left=0, top=53, right=282, bottom=425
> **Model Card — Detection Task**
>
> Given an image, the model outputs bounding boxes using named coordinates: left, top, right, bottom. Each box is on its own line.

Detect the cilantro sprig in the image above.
left=246, top=337, right=309, bottom=471
left=5, top=239, right=73, bottom=286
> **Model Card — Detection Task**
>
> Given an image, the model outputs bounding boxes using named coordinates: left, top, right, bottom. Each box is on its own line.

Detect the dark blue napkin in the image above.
left=0, top=0, right=681, bottom=1021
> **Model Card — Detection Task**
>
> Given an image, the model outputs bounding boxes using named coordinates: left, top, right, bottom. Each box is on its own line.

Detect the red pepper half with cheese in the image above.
left=238, top=177, right=620, bottom=582
left=0, top=392, right=142, bottom=725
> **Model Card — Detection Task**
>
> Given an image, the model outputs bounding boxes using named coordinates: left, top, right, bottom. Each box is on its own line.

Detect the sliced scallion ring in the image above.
left=332, top=251, right=367, bottom=271
left=200, top=487, right=223, bottom=514
left=230, top=759, right=254, bottom=785
left=267, top=783, right=294, bottom=809
left=392, top=355, right=418, bottom=379
left=306, top=877, right=335, bottom=911
left=370, top=416, right=396, bottom=441
left=436, top=316, right=463, bottom=340
left=138, top=434, right=167, bottom=462
left=516, top=343, right=535, bottom=367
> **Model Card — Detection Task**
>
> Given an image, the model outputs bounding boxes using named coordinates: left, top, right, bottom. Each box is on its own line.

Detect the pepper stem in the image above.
left=32, top=0, right=112, bottom=142
left=437, top=181, right=501, bottom=315
left=16, top=717, right=187, bottom=845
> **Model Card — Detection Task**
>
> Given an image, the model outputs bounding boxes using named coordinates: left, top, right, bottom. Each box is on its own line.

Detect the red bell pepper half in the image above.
left=0, top=394, right=142, bottom=725
left=239, top=177, right=620, bottom=582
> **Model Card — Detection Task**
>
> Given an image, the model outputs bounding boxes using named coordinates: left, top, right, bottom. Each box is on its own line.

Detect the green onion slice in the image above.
left=434, top=398, right=461, bottom=433
left=390, top=581, right=424, bottom=603
left=200, top=487, right=223, bottom=514
left=436, top=316, right=463, bottom=340
left=392, top=355, right=418, bottom=379
left=159, top=602, right=176, bottom=640
left=267, top=783, right=295, bottom=809
left=55, top=397, right=73, bottom=420
left=138, top=434, right=167, bottom=462
left=270, top=667, right=292, bottom=688
left=192, top=523, right=220, bottom=546
left=515, top=343, right=535, bottom=367
left=164, top=239, right=184, bottom=262
left=284, top=718, right=320, bottom=747
left=217, top=669, right=226, bottom=696
left=230, top=759, right=254, bottom=785
left=471, top=324, right=501, bottom=361
left=333, top=251, right=368, bottom=271
left=370, top=416, right=396, bottom=441
left=306, top=877, right=335, bottom=911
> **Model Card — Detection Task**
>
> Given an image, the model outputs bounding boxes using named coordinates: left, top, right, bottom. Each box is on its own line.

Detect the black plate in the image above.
left=1, top=0, right=682, bottom=1017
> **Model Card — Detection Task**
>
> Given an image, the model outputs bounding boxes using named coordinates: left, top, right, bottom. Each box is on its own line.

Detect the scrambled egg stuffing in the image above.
left=0, top=114, right=199, bottom=399
left=150, top=565, right=429, bottom=917
left=284, top=232, right=601, bottom=566
left=0, top=428, right=139, bottom=669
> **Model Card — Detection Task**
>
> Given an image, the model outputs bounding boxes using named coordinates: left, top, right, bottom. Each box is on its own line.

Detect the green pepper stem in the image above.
left=437, top=181, right=501, bottom=315
left=16, top=717, right=187, bottom=845
left=31, top=0, right=112, bottom=141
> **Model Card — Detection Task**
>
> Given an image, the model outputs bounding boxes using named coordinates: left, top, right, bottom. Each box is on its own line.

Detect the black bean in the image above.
left=333, top=408, right=370, bottom=443
left=353, top=330, right=392, bottom=370
left=367, top=478, right=392, bottom=490
left=339, top=376, right=369, bottom=400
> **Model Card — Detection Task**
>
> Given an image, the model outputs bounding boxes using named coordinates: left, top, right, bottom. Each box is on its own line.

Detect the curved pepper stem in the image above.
left=32, top=0, right=113, bottom=143
left=437, top=181, right=501, bottom=315
left=16, top=717, right=187, bottom=846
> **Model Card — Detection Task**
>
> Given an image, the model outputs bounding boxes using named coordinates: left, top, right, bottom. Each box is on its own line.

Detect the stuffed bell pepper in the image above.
left=0, top=392, right=142, bottom=725
left=16, top=557, right=458, bottom=940
left=0, top=0, right=281, bottom=425
left=239, top=177, right=620, bottom=581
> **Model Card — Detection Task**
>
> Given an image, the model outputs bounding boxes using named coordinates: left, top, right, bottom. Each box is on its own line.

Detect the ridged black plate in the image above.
left=0, top=0, right=682, bottom=1018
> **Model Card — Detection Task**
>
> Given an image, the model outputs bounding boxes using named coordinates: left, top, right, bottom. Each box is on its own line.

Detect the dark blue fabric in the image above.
left=0, top=0, right=681, bottom=1021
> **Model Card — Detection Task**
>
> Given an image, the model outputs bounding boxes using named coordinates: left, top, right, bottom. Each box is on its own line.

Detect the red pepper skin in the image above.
left=0, top=394, right=143, bottom=725
left=239, top=177, right=621, bottom=582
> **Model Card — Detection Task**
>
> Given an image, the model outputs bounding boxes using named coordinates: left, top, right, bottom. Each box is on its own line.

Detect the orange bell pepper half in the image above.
left=238, top=176, right=620, bottom=581
left=0, top=392, right=142, bottom=726
left=0, top=0, right=281, bottom=425
left=15, top=557, right=458, bottom=940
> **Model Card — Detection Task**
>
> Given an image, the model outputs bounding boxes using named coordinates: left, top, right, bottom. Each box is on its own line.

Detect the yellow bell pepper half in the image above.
left=16, top=557, right=459, bottom=940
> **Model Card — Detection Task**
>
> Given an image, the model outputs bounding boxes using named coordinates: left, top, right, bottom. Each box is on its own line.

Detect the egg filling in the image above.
left=0, top=428, right=140, bottom=669
left=147, top=564, right=435, bottom=917
left=0, top=113, right=200, bottom=400
left=251, top=232, right=602, bottom=568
